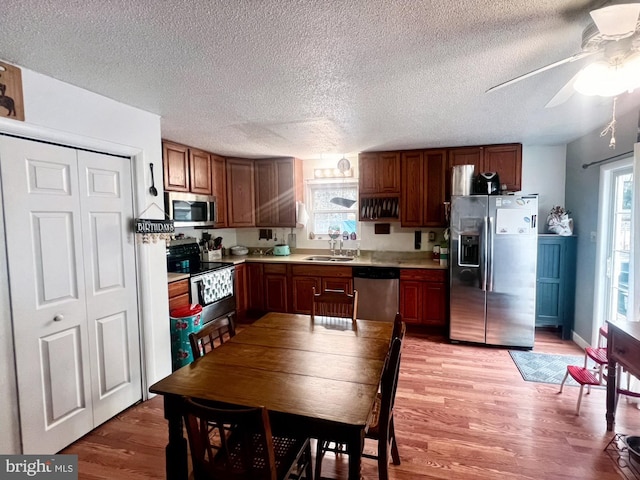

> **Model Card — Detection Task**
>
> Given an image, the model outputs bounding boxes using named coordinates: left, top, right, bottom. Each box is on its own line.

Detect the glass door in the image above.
left=606, top=167, right=633, bottom=322
left=595, top=158, right=633, bottom=339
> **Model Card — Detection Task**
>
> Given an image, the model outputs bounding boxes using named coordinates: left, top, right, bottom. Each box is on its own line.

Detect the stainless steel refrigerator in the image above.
left=449, top=195, right=538, bottom=348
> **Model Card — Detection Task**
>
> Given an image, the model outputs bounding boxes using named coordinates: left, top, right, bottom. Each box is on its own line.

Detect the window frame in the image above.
left=305, top=178, right=359, bottom=241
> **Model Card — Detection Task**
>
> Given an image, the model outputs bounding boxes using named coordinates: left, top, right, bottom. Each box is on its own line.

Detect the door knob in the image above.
left=53, top=314, right=64, bottom=322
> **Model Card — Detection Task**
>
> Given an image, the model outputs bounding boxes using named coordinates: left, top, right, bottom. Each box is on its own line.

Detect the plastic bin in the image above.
left=170, top=304, right=203, bottom=370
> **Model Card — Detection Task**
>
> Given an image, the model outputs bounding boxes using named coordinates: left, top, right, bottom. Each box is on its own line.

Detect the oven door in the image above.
left=190, top=267, right=236, bottom=323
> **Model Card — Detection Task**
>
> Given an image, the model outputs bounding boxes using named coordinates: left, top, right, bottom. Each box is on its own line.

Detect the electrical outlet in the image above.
left=590, top=231, right=597, bottom=243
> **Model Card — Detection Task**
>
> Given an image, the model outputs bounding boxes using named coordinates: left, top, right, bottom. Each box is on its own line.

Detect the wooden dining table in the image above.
left=149, top=312, right=393, bottom=480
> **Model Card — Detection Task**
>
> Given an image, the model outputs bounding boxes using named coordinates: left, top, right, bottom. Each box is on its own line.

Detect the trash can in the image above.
left=169, top=304, right=203, bottom=371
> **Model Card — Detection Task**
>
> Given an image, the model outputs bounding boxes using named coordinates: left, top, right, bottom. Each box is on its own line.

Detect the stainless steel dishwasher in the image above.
left=353, top=266, right=400, bottom=321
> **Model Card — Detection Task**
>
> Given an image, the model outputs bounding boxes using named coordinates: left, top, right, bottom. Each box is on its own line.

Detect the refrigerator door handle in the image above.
left=482, top=216, right=488, bottom=291
left=488, top=216, right=494, bottom=292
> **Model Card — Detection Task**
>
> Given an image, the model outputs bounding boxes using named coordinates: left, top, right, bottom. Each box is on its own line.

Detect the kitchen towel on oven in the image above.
left=198, top=269, right=234, bottom=304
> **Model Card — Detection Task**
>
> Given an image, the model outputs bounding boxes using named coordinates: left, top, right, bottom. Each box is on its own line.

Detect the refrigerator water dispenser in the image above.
left=459, top=235, right=479, bottom=267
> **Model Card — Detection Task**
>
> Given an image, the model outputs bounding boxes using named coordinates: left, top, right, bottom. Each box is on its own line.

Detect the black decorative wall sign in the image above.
left=134, top=218, right=174, bottom=234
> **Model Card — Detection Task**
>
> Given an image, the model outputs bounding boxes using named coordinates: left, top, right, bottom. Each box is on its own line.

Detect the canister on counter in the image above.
left=432, top=245, right=440, bottom=261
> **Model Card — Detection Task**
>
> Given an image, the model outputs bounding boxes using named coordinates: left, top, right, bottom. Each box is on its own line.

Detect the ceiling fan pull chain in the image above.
left=600, top=97, right=617, bottom=149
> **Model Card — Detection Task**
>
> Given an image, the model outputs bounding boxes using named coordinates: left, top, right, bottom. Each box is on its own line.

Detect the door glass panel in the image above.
left=607, top=169, right=633, bottom=322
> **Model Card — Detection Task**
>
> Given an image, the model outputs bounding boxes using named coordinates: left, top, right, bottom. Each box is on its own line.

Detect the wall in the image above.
left=0, top=62, right=168, bottom=454
left=566, top=108, right=639, bottom=344
left=521, top=145, right=567, bottom=227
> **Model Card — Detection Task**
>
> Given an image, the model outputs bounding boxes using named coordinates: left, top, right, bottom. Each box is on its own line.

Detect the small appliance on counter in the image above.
left=273, top=244, right=290, bottom=256
left=473, top=172, right=500, bottom=195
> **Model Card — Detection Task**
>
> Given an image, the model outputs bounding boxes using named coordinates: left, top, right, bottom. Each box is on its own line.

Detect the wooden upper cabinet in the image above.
left=446, top=143, right=522, bottom=197
left=358, top=152, right=400, bottom=195
left=424, top=150, right=447, bottom=226
left=400, top=151, right=424, bottom=227
left=188, top=148, right=212, bottom=195
left=483, top=144, right=522, bottom=192
left=226, top=158, right=256, bottom=227
left=163, top=141, right=189, bottom=192
left=401, top=149, right=447, bottom=227
left=254, top=157, right=302, bottom=227
left=211, top=154, right=227, bottom=228
left=162, top=140, right=213, bottom=195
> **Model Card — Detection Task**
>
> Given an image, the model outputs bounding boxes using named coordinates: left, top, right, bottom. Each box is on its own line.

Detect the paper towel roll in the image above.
left=296, top=201, right=309, bottom=226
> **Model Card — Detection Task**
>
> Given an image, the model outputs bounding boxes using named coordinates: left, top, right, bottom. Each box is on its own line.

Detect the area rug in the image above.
left=509, top=351, right=590, bottom=386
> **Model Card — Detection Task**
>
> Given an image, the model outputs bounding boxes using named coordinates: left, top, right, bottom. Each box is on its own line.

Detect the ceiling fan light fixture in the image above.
left=590, top=3, right=640, bottom=38
left=574, top=56, right=640, bottom=97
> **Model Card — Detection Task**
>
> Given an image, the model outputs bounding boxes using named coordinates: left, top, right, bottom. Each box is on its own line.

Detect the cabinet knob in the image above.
left=53, top=314, right=64, bottom=322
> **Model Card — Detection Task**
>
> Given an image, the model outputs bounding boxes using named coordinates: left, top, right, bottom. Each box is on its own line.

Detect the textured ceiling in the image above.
left=1, top=0, right=639, bottom=158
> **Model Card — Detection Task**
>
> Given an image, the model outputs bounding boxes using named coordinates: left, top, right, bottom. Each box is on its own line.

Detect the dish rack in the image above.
left=359, top=196, right=399, bottom=221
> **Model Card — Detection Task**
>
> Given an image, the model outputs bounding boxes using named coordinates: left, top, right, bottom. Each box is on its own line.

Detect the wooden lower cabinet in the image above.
left=234, top=264, right=248, bottom=322
left=263, top=264, right=288, bottom=312
left=291, top=265, right=353, bottom=315
left=168, top=279, right=190, bottom=312
left=400, top=269, right=447, bottom=327
left=246, top=263, right=265, bottom=315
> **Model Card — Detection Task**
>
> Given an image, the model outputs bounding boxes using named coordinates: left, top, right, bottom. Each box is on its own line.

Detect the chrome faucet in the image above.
left=264, top=247, right=274, bottom=256
left=329, top=239, right=336, bottom=255
left=339, top=238, right=344, bottom=256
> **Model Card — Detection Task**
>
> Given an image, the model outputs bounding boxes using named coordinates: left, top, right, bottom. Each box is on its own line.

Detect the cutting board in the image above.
left=0, top=61, right=24, bottom=121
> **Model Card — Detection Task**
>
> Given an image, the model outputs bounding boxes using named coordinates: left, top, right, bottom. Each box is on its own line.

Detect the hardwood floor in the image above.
left=62, top=328, right=640, bottom=479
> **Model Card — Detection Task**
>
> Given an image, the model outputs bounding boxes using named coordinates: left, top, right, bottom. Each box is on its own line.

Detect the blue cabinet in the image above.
left=536, top=235, right=577, bottom=339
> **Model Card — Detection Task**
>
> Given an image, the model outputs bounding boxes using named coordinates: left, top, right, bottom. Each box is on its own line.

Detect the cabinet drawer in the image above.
left=610, top=330, right=640, bottom=372
left=168, top=279, right=189, bottom=297
left=400, top=269, right=446, bottom=282
left=291, top=265, right=352, bottom=277
left=169, top=292, right=190, bottom=311
left=263, top=263, right=287, bottom=274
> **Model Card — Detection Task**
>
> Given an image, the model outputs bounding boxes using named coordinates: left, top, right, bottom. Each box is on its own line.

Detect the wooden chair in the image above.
left=182, top=397, right=313, bottom=480
left=315, top=321, right=406, bottom=480
left=189, top=314, right=236, bottom=361
left=311, top=287, right=358, bottom=322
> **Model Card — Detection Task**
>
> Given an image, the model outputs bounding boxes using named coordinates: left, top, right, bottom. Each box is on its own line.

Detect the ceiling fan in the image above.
left=486, top=2, right=640, bottom=108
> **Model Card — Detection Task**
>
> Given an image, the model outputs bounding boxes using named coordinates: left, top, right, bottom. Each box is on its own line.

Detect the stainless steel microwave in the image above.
left=165, top=192, right=217, bottom=228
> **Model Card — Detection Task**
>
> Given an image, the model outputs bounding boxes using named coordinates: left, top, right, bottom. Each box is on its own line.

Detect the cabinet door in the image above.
left=358, top=153, right=378, bottom=194
left=378, top=152, right=401, bottom=193
left=422, top=282, right=447, bottom=327
left=254, top=160, right=276, bottom=226
left=447, top=147, right=482, bottom=198
left=246, top=263, right=264, bottom=313
left=189, top=149, right=212, bottom=195
left=264, top=274, right=288, bottom=312
left=483, top=144, right=522, bottom=192
left=226, top=158, right=256, bottom=227
left=400, top=280, right=422, bottom=325
left=234, top=264, right=247, bottom=321
left=400, top=151, right=424, bottom=227
left=211, top=155, right=227, bottom=228
left=274, top=157, right=296, bottom=226
left=292, top=276, right=321, bottom=314
left=162, top=141, right=189, bottom=192
left=424, top=149, right=447, bottom=227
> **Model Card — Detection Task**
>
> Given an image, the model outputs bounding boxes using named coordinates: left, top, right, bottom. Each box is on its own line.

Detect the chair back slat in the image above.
left=189, top=314, right=236, bottom=361
left=311, top=287, right=358, bottom=321
left=183, top=398, right=278, bottom=480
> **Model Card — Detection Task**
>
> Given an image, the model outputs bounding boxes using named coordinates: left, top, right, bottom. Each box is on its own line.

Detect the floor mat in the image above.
left=509, top=350, right=593, bottom=386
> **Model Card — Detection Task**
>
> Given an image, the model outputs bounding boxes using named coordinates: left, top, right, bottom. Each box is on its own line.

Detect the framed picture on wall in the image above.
left=0, top=61, right=24, bottom=121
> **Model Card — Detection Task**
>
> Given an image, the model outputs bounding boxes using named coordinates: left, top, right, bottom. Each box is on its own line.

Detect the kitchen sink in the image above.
left=303, top=255, right=355, bottom=262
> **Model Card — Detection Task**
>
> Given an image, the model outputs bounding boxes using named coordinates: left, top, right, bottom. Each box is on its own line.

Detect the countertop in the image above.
left=168, top=250, right=447, bottom=283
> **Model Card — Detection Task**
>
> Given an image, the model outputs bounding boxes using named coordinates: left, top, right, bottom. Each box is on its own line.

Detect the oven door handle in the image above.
left=196, top=280, right=206, bottom=306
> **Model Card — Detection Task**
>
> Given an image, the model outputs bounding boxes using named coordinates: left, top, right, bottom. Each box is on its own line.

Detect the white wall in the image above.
left=0, top=63, right=169, bottom=454
left=521, top=145, right=567, bottom=230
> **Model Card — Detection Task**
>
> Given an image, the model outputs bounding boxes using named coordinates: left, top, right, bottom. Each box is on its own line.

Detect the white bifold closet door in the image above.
left=0, top=135, right=141, bottom=454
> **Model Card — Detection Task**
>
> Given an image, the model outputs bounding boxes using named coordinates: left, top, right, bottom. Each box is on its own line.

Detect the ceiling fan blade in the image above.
left=590, top=3, right=640, bottom=37
left=485, top=51, right=597, bottom=94
left=544, top=71, right=581, bottom=108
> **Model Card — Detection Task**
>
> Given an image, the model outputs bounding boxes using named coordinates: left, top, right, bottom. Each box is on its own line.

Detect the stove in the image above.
left=167, top=238, right=232, bottom=274
left=167, top=238, right=236, bottom=326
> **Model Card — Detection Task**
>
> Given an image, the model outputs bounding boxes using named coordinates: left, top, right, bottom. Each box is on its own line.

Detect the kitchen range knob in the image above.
left=53, top=314, right=64, bottom=322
